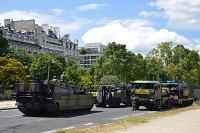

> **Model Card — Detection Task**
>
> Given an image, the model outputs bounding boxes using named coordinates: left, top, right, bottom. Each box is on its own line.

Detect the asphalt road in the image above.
left=0, top=105, right=158, bottom=133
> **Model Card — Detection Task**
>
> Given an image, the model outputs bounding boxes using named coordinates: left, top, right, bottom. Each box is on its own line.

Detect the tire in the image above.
left=154, top=100, right=159, bottom=111
left=166, top=99, right=170, bottom=109
left=136, top=105, right=139, bottom=110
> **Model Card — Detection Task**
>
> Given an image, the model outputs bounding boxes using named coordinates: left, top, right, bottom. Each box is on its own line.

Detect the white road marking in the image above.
left=42, top=127, right=75, bottom=133
left=2, top=115, right=20, bottom=118
left=62, top=127, right=75, bottom=130
left=132, top=113, right=145, bottom=117
left=112, top=116, right=128, bottom=120
left=84, top=123, right=93, bottom=126
left=147, top=111, right=155, bottom=114
left=0, top=109, right=18, bottom=112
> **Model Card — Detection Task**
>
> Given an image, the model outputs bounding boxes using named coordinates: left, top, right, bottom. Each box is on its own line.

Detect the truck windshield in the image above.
left=162, top=83, right=178, bottom=88
left=131, top=83, right=155, bottom=89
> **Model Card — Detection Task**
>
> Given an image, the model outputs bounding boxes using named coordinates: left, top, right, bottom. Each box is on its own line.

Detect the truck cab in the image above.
left=130, top=81, right=168, bottom=110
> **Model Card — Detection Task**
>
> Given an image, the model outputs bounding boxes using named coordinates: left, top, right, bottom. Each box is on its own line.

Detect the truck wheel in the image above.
left=102, top=104, right=106, bottom=108
left=117, top=98, right=121, bottom=107
left=154, top=100, right=159, bottom=111
left=166, top=99, right=170, bottom=109
left=170, top=100, right=173, bottom=109
left=136, top=105, right=139, bottom=110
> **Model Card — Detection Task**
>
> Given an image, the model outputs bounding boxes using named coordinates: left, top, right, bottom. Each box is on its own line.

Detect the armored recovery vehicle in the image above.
left=130, top=81, right=172, bottom=110
left=161, top=81, right=194, bottom=107
left=94, top=85, right=133, bottom=108
left=12, top=80, right=94, bottom=116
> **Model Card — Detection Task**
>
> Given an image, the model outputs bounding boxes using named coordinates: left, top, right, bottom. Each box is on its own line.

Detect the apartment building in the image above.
left=1, top=19, right=80, bottom=63
left=79, top=43, right=106, bottom=69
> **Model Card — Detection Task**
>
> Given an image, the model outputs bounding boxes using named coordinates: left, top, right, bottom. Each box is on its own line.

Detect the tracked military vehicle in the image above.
left=161, top=81, right=194, bottom=107
left=12, top=80, right=94, bottom=116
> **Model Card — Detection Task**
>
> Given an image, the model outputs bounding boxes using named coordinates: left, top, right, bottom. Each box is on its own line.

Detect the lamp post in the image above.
left=47, top=59, right=55, bottom=80
left=47, top=60, right=50, bottom=80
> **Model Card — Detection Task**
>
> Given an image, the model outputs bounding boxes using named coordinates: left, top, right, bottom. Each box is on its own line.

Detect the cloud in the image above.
left=139, top=11, right=164, bottom=17
left=76, top=4, right=106, bottom=11
left=51, top=9, right=63, bottom=16
left=82, top=20, right=192, bottom=55
left=140, top=0, right=200, bottom=30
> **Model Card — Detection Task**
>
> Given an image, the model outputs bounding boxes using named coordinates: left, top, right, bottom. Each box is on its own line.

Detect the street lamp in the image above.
left=47, top=59, right=55, bottom=80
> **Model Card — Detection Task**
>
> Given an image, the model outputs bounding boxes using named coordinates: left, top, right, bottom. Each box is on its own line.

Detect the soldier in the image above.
left=131, top=95, right=137, bottom=111
left=60, top=71, right=68, bottom=83
left=52, top=76, right=57, bottom=81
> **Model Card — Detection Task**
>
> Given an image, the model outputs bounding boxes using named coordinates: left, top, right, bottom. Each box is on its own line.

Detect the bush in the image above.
left=0, top=94, right=12, bottom=101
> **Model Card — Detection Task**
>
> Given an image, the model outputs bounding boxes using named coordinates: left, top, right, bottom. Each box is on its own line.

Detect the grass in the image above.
left=56, top=102, right=200, bottom=133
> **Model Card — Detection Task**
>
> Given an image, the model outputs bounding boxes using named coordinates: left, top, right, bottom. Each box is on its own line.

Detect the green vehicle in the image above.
left=12, top=80, right=94, bottom=116
left=129, top=81, right=172, bottom=110
left=161, top=81, right=194, bottom=107
left=94, top=84, right=133, bottom=108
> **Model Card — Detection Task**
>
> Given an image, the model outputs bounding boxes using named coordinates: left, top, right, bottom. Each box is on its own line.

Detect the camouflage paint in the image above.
left=12, top=80, right=94, bottom=116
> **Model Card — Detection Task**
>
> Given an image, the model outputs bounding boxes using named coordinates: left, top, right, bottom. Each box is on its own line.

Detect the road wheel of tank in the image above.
left=153, top=100, right=159, bottom=111
left=54, top=103, right=63, bottom=116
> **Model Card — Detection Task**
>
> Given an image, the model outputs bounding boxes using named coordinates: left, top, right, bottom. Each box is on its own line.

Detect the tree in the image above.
left=131, top=53, right=147, bottom=81
left=65, top=59, right=81, bottom=84
left=77, top=66, right=93, bottom=91
left=0, top=29, right=9, bottom=56
left=7, top=49, right=33, bottom=68
left=99, top=75, right=121, bottom=85
left=29, top=54, right=62, bottom=82
left=0, top=57, right=28, bottom=93
left=79, top=47, right=87, bottom=54
left=145, top=54, right=164, bottom=81
left=46, top=51, right=66, bottom=71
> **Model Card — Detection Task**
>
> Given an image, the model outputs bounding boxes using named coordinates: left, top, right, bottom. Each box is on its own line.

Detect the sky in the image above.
left=0, top=0, right=200, bottom=55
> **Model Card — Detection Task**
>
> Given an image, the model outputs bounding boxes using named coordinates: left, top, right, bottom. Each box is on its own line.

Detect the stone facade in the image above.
left=1, top=19, right=80, bottom=63
left=4, top=19, right=35, bottom=32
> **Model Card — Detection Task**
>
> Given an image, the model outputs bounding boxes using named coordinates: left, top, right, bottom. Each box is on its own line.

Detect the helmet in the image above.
left=63, top=71, right=66, bottom=74
left=53, top=76, right=56, bottom=78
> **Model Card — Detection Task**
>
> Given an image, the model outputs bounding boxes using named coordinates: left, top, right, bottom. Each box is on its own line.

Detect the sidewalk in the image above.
left=0, top=100, right=16, bottom=110
left=115, top=108, right=200, bottom=133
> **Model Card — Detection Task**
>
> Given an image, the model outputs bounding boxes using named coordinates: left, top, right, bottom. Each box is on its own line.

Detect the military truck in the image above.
left=129, top=81, right=172, bottom=110
left=161, top=81, right=194, bottom=107
left=12, top=80, right=94, bottom=116
left=94, top=84, right=133, bottom=108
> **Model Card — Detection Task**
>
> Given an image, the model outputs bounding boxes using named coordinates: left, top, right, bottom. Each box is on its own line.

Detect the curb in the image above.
left=0, top=107, right=17, bottom=110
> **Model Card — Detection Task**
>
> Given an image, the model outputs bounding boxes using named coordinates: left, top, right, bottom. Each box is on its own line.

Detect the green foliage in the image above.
left=79, top=47, right=97, bottom=54
left=65, top=59, right=81, bottom=84
left=77, top=66, right=92, bottom=89
left=0, top=94, right=12, bottom=101
left=8, top=49, right=33, bottom=67
left=0, top=29, right=9, bottom=56
left=99, top=75, right=120, bottom=85
left=79, top=47, right=87, bottom=54
left=29, top=53, right=63, bottom=82
left=0, top=57, right=28, bottom=93
left=46, top=51, right=66, bottom=71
